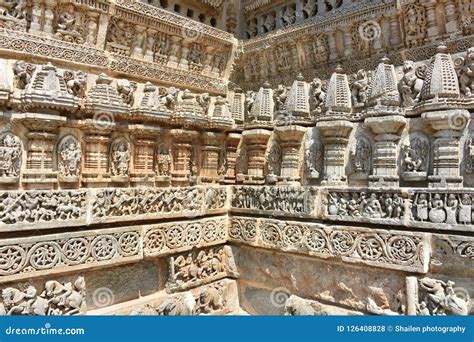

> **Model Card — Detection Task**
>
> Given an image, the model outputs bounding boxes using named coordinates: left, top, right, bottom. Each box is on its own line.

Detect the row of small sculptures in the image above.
left=244, top=47, right=474, bottom=116
left=328, top=191, right=474, bottom=225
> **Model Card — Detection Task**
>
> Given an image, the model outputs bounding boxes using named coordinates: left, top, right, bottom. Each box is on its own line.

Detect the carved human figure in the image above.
left=429, top=194, right=446, bottom=223
left=362, top=193, right=383, bottom=218
left=402, top=136, right=429, bottom=173
left=110, top=139, right=131, bottom=176
left=350, top=69, right=369, bottom=107
left=351, top=137, right=371, bottom=174
left=309, top=78, right=325, bottom=113
left=445, top=194, right=459, bottom=225
left=58, top=136, right=81, bottom=178
left=64, top=70, right=87, bottom=97
left=399, top=61, right=425, bottom=106
left=273, top=85, right=288, bottom=112
left=458, top=194, right=472, bottom=224
left=156, top=144, right=171, bottom=176
left=117, top=80, right=137, bottom=106
left=0, top=0, right=27, bottom=20
left=455, top=47, right=474, bottom=97
left=0, top=133, right=22, bottom=178
left=414, top=193, right=428, bottom=222
left=13, top=61, right=35, bottom=89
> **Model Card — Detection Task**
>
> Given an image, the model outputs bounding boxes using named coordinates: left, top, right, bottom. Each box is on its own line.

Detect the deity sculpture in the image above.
left=58, top=136, right=81, bottom=179
left=350, top=69, right=369, bottom=107
left=0, top=133, right=22, bottom=179
left=110, top=139, right=131, bottom=177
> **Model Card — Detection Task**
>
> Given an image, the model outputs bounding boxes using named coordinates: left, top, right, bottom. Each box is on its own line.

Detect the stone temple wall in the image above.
left=0, top=0, right=473, bottom=317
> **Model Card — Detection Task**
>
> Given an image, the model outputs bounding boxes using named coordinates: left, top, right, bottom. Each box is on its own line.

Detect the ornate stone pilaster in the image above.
left=223, top=133, right=242, bottom=184
left=81, top=127, right=111, bottom=185
left=21, top=118, right=63, bottom=188
left=443, top=1, right=459, bottom=34
left=130, top=127, right=160, bottom=184
left=170, top=129, right=199, bottom=186
left=327, top=31, right=338, bottom=61
left=144, top=29, right=157, bottom=62
left=365, top=115, right=406, bottom=187
left=316, top=120, right=353, bottom=185
left=422, top=110, right=469, bottom=187
left=343, top=27, right=352, bottom=57
left=240, top=129, right=271, bottom=184
left=274, top=125, right=306, bottom=182
left=200, top=132, right=224, bottom=183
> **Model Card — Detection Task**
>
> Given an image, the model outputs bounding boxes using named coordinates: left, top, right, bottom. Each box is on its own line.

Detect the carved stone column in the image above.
left=274, top=125, right=306, bottom=183
left=443, top=1, right=459, bottom=34
left=29, top=0, right=43, bottom=34
left=327, top=31, right=338, bottom=61
left=167, top=36, right=182, bottom=69
left=389, top=13, right=402, bottom=46
left=422, top=110, right=469, bottom=187
left=424, top=0, right=439, bottom=39
left=144, top=29, right=157, bottom=62
left=365, top=115, right=406, bottom=187
left=96, top=11, right=110, bottom=49
left=43, top=0, right=56, bottom=35
left=223, top=133, right=242, bottom=184
left=316, top=120, right=353, bottom=185
left=170, top=129, right=199, bottom=186
left=343, top=27, right=352, bottom=57
left=200, top=132, right=224, bottom=183
left=131, top=25, right=146, bottom=59
left=241, top=129, right=271, bottom=184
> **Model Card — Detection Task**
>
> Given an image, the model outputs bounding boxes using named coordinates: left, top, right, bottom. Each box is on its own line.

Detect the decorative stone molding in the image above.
left=229, top=216, right=430, bottom=273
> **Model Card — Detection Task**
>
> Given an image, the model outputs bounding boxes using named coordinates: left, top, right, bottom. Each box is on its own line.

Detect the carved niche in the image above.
left=0, top=132, right=22, bottom=183
left=402, top=2, right=426, bottom=47
left=401, top=132, right=430, bottom=181
left=58, top=135, right=82, bottom=182
left=350, top=135, right=371, bottom=178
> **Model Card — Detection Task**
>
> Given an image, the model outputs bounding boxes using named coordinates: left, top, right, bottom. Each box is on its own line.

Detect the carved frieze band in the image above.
left=324, top=189, right=474, bottom=232
left=229, top=216, right=430, bottom=273
left=0, top=186, right=227, bottom=231
left=0, top=216, right=228, bottom=283
left=231, top=185, right=316, bottom=217
left=0, top=30, right=226, bottom=94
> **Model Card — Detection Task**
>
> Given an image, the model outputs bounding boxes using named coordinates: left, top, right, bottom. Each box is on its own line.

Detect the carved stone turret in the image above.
left=323, top=66, right=352, bottom=116
left=130, top=82, right=172, bottom=124
left=249, top=82, right=274, bottom=122
left=284, top=74, right=310, bottom=118
left=20, top=63, right=78, bottom=114
left=85, top=74, right=128, bottom=119
left=367, top=57, right=402, bottom=117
